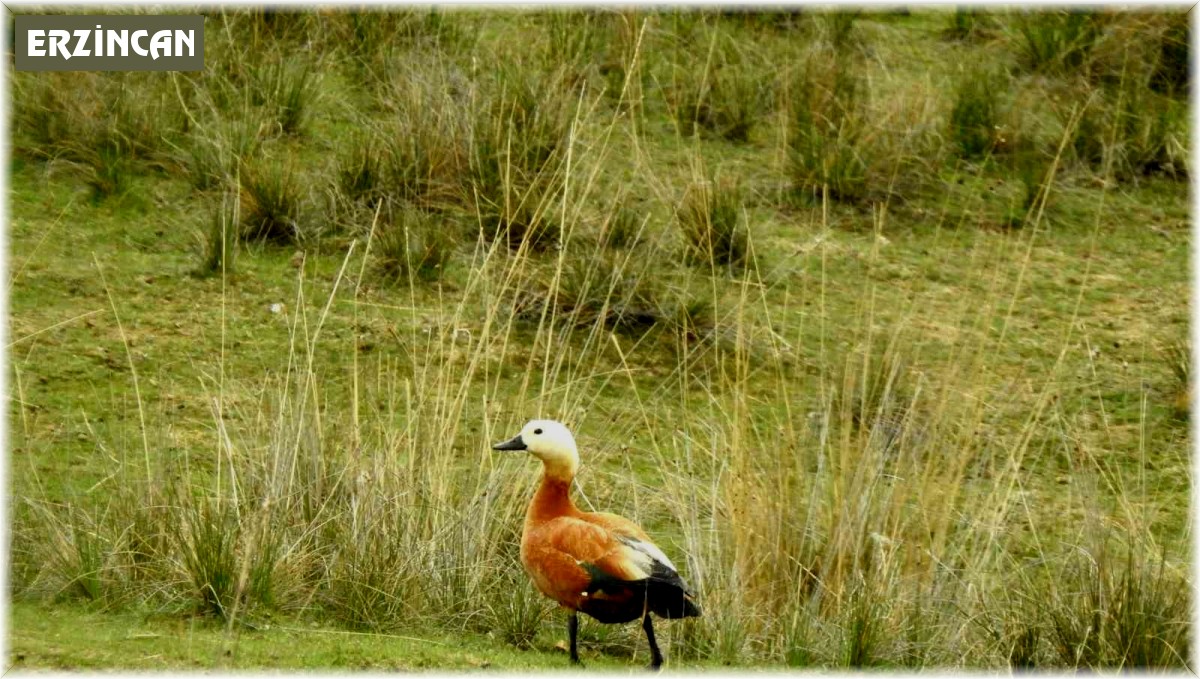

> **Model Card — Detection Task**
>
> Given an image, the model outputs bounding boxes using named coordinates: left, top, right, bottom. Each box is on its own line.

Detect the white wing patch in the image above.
left=621, top=538, right=678, bottom=574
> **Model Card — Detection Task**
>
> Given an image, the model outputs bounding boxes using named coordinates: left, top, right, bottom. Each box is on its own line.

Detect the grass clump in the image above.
left=542, top=10, right=612, bottom=85
left=1162, top=338, right=1189, bottom=421
left=372, top=205, right=455, bottom=285
left=85, top=138, right=136, bottom=203
left=169, top=474, right=286, bottom=620
left=784, top=54, right=870, bottom=203
left=817, top=11, right=861, bottom=51
left=1107, top=90, right=1187, bottom=180
left=675, top=175, right=749, bottom=269
left=1056, top=14, right=1190, bottom=181
left=239, top=160, right=305, bottom=245
left=12, top=71, right=182, bottom=204
left=329, top=9, right=464, bottom=92
left=253, top=59, right=318, bottom=136
left=471, top=176, right=561, bottom=253
left=839, top=578, right=886, bottom=667
left=485, top=575, right=551, bottom=649
left=1012, top=10, right=1103, bottom=75
left=1084, top=85, right=1186, bottom=181
left=665, top=28, right=772, bottom=142
left=1002, top=147, right=1054, bottom=228
left=13, top=71, right=179, bottom=166
left=372, top=54, right=471, bottom=211
left=174, top=497, right=240, bottom=618
left=12, top=72, right=83, bottom=154
left=1042, top=547, right=1190, bottom=669
left=332, top=130, right=389, bottom=218
left=516, top=250, right=702, bottom=340
left=949, top=66, right=1007, bottom=160
left=469, top=65, right=573, bottom=252
left=595, top=10, right=646, bottom=112
left=943, top=7, right=994, bottom=42
left=702, top=48, right=773, bottom=143
left=599, top=203, right=642, bottom=250
left=1148, top=12, right=1189, bottom=98
left=828, top=345, right=912, bottom=439
left=322, top=521, right=411, bottom=631
left=18, top=501, right=119, bottom=605
left=196, top=193, right=240, bottom=277
left=179, top=116, right=264, bottom=191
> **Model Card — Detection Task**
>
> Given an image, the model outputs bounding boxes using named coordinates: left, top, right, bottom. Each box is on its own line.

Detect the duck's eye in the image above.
left=533, top=428, right=543, bottom=435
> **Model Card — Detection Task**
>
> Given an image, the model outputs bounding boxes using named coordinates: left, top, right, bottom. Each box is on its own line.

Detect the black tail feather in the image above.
left=579, top=555, right=701, bottom=623
left=647, top=579, right=702, bottom=619
left=645, top=557, right=701, bottom=619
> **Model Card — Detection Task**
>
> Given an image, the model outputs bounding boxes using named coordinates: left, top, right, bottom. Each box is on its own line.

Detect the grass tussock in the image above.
left=372, top=53, right=472, bottom=211
left=784, top=52, right=872, bottom=204
left=979, top=543, right=1191, bottom=669
left=469, top=65, right=575, bottom=252
left=252, top=59, right=319, bottom=136
left=196, top=192, right=240, bottom=277
left=371, top=204, right=456, bottom=285
left=949, top=66, right=1007, bottom=160
left=1012, top=10, right=1104, bottom=76
left=1045, top=547, right=1190, bottom=669
left=511, top=236, right=711, bottom=344
left=328, top=9, right=465, bottom=92
left=1162, top=338, right=1189, bottom=421
left=665, top=25, right=772, bottom=142
left=239, top=160, right=306, bottom=245
left=943, top=8, right=995, bottom=42
left=675, top=174, right=749, bottom=269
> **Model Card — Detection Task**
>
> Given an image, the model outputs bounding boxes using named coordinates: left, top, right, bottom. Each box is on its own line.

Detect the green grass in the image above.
left=7, top=601, right=640, bottom=670
left=8, top=6, right=1191, bottom=672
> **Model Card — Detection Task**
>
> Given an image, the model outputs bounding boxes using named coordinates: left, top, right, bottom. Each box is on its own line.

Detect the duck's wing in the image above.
left=585, top=512, right=691, bottom=591
left=578, top=513, right=702, bottom=619
left=585, top=511, right=653, bottom=543
left=522, top=517, right=657, bottom=623
left=532, top=517, right=652, bottom=584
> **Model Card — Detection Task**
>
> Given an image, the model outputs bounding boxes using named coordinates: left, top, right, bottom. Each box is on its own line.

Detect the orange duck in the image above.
left=493, top=419, right=701, bottom=669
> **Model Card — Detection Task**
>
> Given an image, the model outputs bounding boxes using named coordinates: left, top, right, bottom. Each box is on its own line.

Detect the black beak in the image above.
left=492, top=434, right=527, bottom=451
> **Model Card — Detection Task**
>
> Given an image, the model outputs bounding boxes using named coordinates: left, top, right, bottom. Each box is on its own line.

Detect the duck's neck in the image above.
left=526, top=470, right=578, bottom=527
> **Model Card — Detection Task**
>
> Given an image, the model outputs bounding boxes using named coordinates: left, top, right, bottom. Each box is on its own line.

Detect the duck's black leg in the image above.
left=642, top=612, right=663, bottom=670
left=568, top=610, right=581, bottom=665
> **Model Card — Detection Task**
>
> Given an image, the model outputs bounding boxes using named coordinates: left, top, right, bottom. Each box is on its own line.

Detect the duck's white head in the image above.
left=492, top=419, right=579, bottom=480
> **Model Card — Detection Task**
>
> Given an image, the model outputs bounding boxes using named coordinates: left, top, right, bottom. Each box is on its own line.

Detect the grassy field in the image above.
left=7, top=7, right=1191, bottom=670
